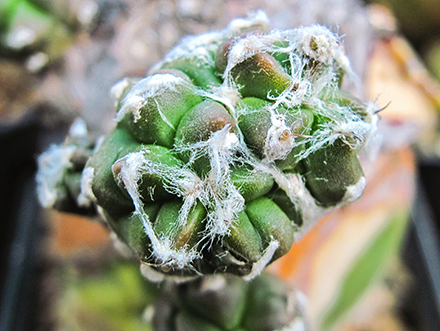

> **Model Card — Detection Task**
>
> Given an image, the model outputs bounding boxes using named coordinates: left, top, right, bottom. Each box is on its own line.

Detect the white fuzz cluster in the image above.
left=36, top=144, right=76, bottom=208
left=195, top=127, right=245, bottom=237
left=114, top=150, right=202, bottom=269
left=222, top=32, right=277, bottom=81
left=78, top=166, right=96, bottom=206
left=289, top=25, right=344, bottom=65
left=209, top=20, right=376, bottom=168
left=226, top=9, right=270, bottom=32
left=177, top=125, right=246, bottom=235
left=152, top=30, right=224, bottom=69
left=115, top=73, right=190, bottom=124
left=110, top=77, right=140, bottom=107
left=151, top=10, right=270, bottom=73
left=197, top=84, right=242, bottom=116
left=110, top=120, right=251, bottom=270
left=263, top=113, right=296, bottom=162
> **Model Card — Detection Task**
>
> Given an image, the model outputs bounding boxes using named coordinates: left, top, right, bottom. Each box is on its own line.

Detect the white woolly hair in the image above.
left=112, top=122, right=251, bottom=270
left=150, top=10, right=270, bottom=74
left=115, top=73, right=192, bottom=124
left=171, top=15, right=380, bottom=172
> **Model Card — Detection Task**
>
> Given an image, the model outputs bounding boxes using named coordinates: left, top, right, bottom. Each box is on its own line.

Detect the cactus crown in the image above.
left=37, top=11, right=379, bottom=280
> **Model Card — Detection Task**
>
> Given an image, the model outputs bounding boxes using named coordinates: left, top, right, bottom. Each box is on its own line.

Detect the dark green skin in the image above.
left=176, top=99, right=234, bottom=144
left=175, top=311, right=224, bottom=331
left=237, top=97, right=314, bottom=170
left=303, top=138, right=364, bottom=206
left=63, top=171, right=84, bottom=203
left=274, top=107, right=314, bottom=171
left=245, top=197, right=295, bottom=261
left=39, top=22, right=373, bottom=280
left=230, top=165, right=274, bottom=202
left=214, top=35, right=232, bottom=74
left=88, top=128, right=186, bottom=219
left=113, top=144, right=185, bottom=204
left=121, top=72, right=202, bottom=148
left=51, top=172, right=87, bottom=214
left=86, top=127, right=140, bottom=219
left=266, top=187, right=303, bottom=227
left=241, top=273, right=295, bottom=331
left=214, top=30, right=266, bottom=75
left=231, top=53, right=291, bottom=100
left=153, top=200, right=206, bottom=250
left=108, top=204, right=160, bottom=261
left=237, top=97, right=272, bottom=158
left=153, top=272, right=297, bottom=331
left=224, top=211, right=264, bottom=264
left=175, top=99, right=236, bottom=177
left=178, top=274, right=249, bottom=331
left=160, top=56, right=222, bottom=89
left=330, top=89, right=369, bottom=119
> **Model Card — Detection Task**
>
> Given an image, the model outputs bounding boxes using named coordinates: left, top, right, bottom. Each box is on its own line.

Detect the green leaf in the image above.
left=320, top=211, right=409, bottom=331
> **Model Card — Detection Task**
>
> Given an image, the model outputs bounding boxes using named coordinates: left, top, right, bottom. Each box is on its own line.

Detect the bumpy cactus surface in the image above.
left=152, top=272, right=305, bottom=331
left=37, top=11, right=378, bottom=280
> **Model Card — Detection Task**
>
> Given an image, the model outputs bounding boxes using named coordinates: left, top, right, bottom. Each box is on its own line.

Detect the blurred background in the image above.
left=1, top=0, right=440, bottom=330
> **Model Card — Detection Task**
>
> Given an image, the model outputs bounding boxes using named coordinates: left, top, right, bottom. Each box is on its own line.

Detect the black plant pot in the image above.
left=401, top=158, right=440, bottom=330
left=0, top=111, right=70, bottom=331
left=0, top=113, right=42, bottom=331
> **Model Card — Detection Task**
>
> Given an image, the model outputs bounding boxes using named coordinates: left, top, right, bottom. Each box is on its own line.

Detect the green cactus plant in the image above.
left=37, top=11, right=379, bottom=281
left=151, top=272, right=305, bottom=331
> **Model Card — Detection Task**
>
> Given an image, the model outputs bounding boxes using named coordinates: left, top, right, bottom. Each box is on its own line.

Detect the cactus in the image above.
left=59, top=262, right=305, bottom=331
left=152, top=272, right=305, bottom=331
left=37, top=11, right=379, bottom=281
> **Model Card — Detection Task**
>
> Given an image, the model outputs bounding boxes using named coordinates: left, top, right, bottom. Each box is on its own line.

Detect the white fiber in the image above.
left=115, top=74, right=189, bottom=123
left=176, top=124, right=246, bottom=238
left=243, top=240, right=279, bottom=281
left=78, top=166, right=96, bottom=206
left=342, top=176, right=367, bottom=204
left=114, top=150, right=203, bottom=269
left=263, top=113, right=295, bottom=162
left=110, top=77, right=140, bottom=108
left=152, top=10, right=270, bottom=74
left=68, top=118, right=88, bottom=138
left=226, top=10, right=269, bottom=32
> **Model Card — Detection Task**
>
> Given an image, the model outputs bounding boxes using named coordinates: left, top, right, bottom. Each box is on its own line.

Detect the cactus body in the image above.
left=152, top=273, right=305, bottom=331
left=37, top=12, right=379, bottom=279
